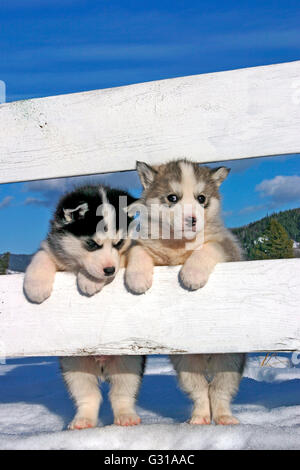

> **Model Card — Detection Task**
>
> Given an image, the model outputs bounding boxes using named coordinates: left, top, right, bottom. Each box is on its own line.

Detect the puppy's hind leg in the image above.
left=60, top=357, right=102, bottom=430
left=170, top=355, right=211, bottom=425
left=24, top=249, right=57, bottom=303
left=107, top=356, right=145, bottom=426
left=208, top=354, right=245, bottom=425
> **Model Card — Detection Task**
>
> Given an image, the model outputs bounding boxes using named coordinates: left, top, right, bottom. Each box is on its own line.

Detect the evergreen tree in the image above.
left=232, top=208, right=300, bottom=259
left=0, top=252, right=10, bottom=274
left=253, top=219, right=294, bottom=260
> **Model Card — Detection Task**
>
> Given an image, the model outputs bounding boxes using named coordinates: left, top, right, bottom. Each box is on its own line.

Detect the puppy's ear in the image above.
left=62, top=202, right=89, bottom=224
left=136, top=161, right=157, bottom=189
left=211, top=167, right=230, bottom=186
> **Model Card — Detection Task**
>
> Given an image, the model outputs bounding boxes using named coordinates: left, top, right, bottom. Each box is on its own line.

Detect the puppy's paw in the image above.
left=126, top=270, right=152, bottom=294
left=77, top=272, right=104, bottom=297
left=23, top=278, right=53, bottom=304
left=189, top=414, right=211, bottom=425
left=214, top=414, right=239, bottom=425
left=68, top=416, right=97, bottom=430
left=114, top=413, right=141, bottom=426
left=179, top=264, right=210, bottom=290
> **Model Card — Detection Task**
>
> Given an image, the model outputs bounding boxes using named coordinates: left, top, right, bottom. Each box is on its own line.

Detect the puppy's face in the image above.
left=134, top=160, right=229, bottom=240
left=60, top=228, right=129, bottom=281
left=55, top=186, right=132, bottom=280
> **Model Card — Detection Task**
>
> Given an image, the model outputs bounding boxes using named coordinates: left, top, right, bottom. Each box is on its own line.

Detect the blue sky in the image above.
left=0, top=0, right=300, bottom=254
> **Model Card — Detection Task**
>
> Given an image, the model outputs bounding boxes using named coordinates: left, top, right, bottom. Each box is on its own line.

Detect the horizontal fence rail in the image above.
left=0, top=61, right=300, bottom=184
left=1, top=259, right=299, bottom=358
left=0, top=61, right=299, bottom=359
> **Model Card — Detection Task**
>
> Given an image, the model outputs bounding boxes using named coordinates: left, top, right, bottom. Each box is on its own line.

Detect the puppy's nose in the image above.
left=103, top=266, right=115, bottom=276
left=185, top=216, right=197, bottom=227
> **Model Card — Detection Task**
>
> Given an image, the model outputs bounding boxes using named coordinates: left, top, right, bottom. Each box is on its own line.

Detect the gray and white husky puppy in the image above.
left=24, top=185, right=145, bottom=429
left=126, top=159, right=245, bottom=425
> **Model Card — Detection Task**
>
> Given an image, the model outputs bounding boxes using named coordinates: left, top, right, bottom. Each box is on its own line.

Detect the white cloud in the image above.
left=0, top=196, right=13, bottom=209
left=24, top=171, right=140, bottom=194
left=238, top=203, right=270, bottom=215
left=223, top=210, right=233, bottom=217
left=256, top=175, right=300, bottom=203
left=237, top=175, right=300, bottom=216
left=22, top=171, right=141, bottom=207
left=2, top=0, right=75, bottom=9
left=24, top=179, right=68, bottom=194
left=208, top=29, right=300, bottom=50
left=5, top=29, right=300, bottom=68
left=23, top=197, right=51, bottom=208
left=9, top=44, right=188, bottom=64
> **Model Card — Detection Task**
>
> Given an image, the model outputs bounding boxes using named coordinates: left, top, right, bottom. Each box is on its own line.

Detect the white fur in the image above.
left=61, top=356, right=143, bottom=429
left=171, top=354, right=244, bottom=425
left=24, top=236, right=123, bottom=303
left=23, top=250, right=57, bottom=304
left=126, top=245, right=154, bottom=294
left=77, top=271, right=105, bottom=296
left=60, top=236, right=121, bottom=281
left=63, top=203, right=89, bottom=223
left=180, top=241, right=225, bottom=290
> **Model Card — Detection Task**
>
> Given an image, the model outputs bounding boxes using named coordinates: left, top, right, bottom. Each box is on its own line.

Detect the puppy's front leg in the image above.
left=125, top=245, right=154, bottom=294
left=77, top=270, right=105, bottom=297
left=180, top=242, right=225, bottom=290
left=24, top=250, right=57, bottom=303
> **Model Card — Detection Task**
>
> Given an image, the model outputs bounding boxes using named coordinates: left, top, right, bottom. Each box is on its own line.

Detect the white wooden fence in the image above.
left=0, top=60, right=299, bottom=357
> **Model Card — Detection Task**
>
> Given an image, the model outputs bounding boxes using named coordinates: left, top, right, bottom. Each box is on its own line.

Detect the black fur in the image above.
left=48, top=184, right=136, bottom=239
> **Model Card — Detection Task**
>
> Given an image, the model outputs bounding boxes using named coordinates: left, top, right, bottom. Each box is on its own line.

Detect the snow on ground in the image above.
left=0, top=354, right=299, bottom=450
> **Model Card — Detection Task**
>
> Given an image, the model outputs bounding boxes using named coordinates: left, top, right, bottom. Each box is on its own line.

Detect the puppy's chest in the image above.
left=141, top=241, right=191, bottom=266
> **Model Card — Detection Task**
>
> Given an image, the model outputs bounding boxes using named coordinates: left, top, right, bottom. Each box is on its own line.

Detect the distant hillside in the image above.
left=232, top=208, right=300, bottom=260
left=8, top=254, right=33, bottom=273
left=0, top=253, right=33, bottom=274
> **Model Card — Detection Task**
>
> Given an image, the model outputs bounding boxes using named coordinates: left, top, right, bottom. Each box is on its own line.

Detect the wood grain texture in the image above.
left=1, top=61, right=300, bottom=184
left=0, top=259, right=299, bottom=357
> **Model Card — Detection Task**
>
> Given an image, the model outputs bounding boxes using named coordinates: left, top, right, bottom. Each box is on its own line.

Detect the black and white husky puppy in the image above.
left=24, top=185, right=145, bottom=429
left=24, top=184, right=134, bottom=302
left=126, top=159, right=245, bottom=425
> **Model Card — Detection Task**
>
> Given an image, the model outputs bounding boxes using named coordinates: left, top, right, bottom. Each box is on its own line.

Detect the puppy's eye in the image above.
left=197, top=195, right=206, bottom=205
left=113, top=239, right=125, bottom=250
left=85, top=239, right=102, bottom=251
left=167, top=194, right=178, bottom=203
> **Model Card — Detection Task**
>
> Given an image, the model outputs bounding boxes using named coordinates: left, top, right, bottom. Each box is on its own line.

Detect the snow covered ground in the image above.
left=0, top=354, right=299, bottom=450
